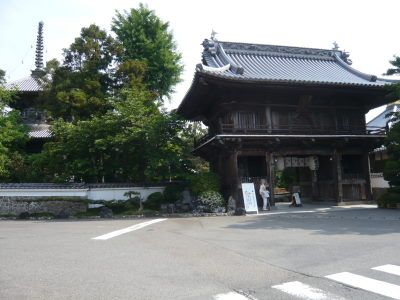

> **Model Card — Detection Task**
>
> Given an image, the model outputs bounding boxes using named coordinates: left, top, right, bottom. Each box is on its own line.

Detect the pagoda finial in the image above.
left=34, top=21, right=44, bottom=71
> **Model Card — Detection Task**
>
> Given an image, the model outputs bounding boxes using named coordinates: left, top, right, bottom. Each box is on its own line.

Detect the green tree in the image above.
left=0, top=75, right=29, bottom=182
left=383, top=57, right=400, bottom=190
left=33, top=88, right=193, bottom=183
left=112, top=3, right=183, bottom=99
left=383, top=112, right=400, bottom=189
left=42, top=25, right=121, bottom=121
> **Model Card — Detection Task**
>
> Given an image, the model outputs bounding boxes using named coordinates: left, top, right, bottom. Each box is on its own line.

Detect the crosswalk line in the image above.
left=272, top=281, right=345, bottom=300
left=372, top=264, right=400, bottom=276
left=92, top=218, right=167, bottom=240
left=326, top=272, right=400, bottom=300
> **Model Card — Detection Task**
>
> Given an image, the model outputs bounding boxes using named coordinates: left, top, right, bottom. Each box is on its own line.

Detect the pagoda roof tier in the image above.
left=4, top=75, right=43, bottom=92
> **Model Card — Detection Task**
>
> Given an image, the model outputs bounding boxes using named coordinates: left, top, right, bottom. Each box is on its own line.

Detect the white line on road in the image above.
left=326, top=272, right=400, bottom=300
left=92, top=218, right=167, bottom=240
left=272, top=281, right=345, bottom=300
left=372, top=264, right=400, bottom=276
left=213, top=291, right=255, bottom=300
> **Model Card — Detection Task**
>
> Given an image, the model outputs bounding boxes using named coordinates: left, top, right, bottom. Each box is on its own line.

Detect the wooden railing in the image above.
left=194, top=125, right=386, bottom=148
left=220, top=124, right=386, bottom=135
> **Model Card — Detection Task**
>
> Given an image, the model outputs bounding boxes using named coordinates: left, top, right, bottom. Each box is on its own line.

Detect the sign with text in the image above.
left=241, top=183, right=259, bottom=214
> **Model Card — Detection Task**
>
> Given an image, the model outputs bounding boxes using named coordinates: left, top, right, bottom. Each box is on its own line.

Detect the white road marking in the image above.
left=372, top=264, right=400, bottom=276
left=92, top=218, right=167, bottom=240
left=213, top=291, right=253, bottom=300
left=272, top=281, right=344, bottom=300
left=326, top=272, right=400, bottom=300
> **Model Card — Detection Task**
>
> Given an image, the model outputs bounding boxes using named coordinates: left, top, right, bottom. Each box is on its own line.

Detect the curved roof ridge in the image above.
left=219, top=40, right=334, bottom=58
left=332, top=52, right=378, bottom=82
left=226, top=49, right=336, bottom=61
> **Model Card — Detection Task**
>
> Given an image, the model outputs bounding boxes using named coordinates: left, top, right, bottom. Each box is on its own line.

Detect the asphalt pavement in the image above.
left=0, top=204, right=399, bottom=299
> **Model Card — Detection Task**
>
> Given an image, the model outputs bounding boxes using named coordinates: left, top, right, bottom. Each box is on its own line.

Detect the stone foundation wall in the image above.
left=0, top=197, right=87, bottom=215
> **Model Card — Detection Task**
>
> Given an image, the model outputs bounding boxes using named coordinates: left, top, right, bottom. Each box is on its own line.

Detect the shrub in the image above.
left=188, top=172, right=220, bottom=196
left=163, top=182, right=185, bottom=202
left=198, top=190, right=225, bottom=209
left=30, top=212, right=55, bottom=218
left=377, top=192, right=400, bottom=208
left=145, top=192, right=164, bottom=210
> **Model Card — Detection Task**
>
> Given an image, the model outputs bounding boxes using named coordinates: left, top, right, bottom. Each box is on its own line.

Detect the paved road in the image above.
left=0, top=205, right=399, bottom=299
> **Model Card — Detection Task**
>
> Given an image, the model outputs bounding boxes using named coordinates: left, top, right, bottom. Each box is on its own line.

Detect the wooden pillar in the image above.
left=362, top=152, right=372, bottom=201
left=266, top=152, right=275, bottom=204
left=311, top=170, right=319, bottom=202
left=332, top=150, right=343, bottom=203
left=229, top=149, right=240, bottom=207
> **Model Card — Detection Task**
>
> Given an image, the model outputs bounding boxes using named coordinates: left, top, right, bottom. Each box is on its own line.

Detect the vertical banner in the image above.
left=241, top=183, right=259, bottom=214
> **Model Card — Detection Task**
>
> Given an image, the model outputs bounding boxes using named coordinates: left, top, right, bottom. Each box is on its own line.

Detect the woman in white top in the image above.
left=259, top=179, right=270, bottom=211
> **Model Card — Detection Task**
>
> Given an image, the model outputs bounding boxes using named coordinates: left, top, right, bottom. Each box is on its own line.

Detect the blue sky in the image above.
left=1, top=0, right=400, bottom=119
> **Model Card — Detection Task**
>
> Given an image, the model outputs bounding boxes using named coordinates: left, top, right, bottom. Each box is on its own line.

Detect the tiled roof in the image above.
left=367, top=102, right=400, bottom=128
left=28, top=124, right=52, bottom=139
left=4, top=76, right=43, bottom=92
left=0, top=183, right=87, bottom=189
left=0, top=182, right=170, bottom=190
left=196, top=39, right=398, bottom=87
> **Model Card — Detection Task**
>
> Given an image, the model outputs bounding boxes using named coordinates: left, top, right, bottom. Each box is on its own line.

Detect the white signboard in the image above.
left=294, top=192, right=301, bottom=205
left=241, top=183, right=259, bottom=214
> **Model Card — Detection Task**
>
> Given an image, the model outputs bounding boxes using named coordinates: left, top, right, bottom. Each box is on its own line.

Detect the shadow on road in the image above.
left=225, top=208, right=400, bottom=236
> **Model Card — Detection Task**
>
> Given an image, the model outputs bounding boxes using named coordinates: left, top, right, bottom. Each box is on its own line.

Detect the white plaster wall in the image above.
left=370, top=174, right=390, bottom=188
left=0, top=186, right=166, bottom=201
left=87, top=187, right=165, bottom=201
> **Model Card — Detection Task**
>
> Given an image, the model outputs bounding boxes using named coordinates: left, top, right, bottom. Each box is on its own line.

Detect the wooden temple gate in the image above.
left=178, top=36, right=392, bottom=208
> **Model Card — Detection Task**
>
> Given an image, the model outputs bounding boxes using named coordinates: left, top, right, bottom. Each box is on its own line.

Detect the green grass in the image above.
left=75, top=207, right=102, bottom=217
left=0, top=214, right=17, bottom=218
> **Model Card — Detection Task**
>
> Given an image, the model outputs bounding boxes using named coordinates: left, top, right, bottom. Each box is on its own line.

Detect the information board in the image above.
left=241, top=183, right=259, bottom=214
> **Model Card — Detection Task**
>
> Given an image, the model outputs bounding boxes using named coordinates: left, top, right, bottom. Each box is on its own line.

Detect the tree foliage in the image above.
left=383, top=111, right=400, bottom=189
left=33, top=89, right=193, bottom=183
left=0, top=73, right=29, bottom=182
left=383, top=58, right=400, bottom=190
left=41, top=25, right=121, bottom=121
left=5, top=6, right=200, bottom=184
left=112, top=3, right=183, bottom=99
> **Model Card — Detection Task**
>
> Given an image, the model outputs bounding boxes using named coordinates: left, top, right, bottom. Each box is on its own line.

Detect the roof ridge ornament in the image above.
left=331, top=41, right=352, bottom=65
left=211, top=29, right=218, bottom=41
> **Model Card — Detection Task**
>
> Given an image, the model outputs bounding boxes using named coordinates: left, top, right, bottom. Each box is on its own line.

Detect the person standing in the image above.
left=259, top=179, right=270, bottom=211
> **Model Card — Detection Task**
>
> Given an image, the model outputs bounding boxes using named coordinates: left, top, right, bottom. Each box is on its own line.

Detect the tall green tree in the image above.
left=112, top=3, right=183, bottom=99
left=383, top=57, right=400, bottom=190
left=42, top=25, right=121, bottom=121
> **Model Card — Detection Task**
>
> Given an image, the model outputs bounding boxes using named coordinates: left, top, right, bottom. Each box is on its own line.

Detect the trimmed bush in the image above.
left=163, top=182, right=185, bottom=203
left=188, top=172, right=220, bottom=196
left=198, top=190, right=225, bottom=209
left=145, top=192, right=164, bottom=210
left=377, top=192, right=400, bottom=208
left=30, top=212, right=55, bottom=218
